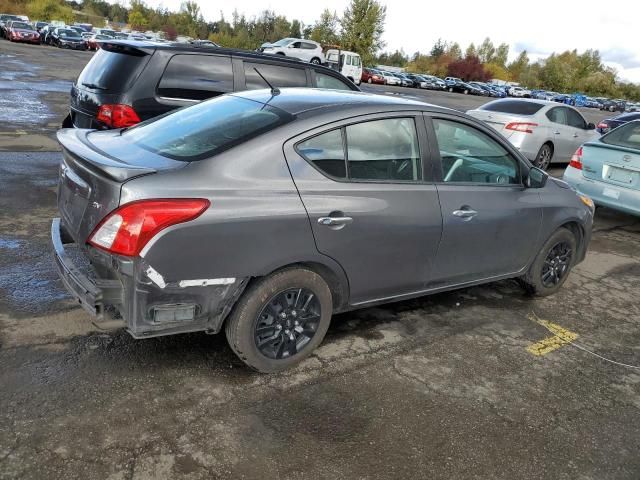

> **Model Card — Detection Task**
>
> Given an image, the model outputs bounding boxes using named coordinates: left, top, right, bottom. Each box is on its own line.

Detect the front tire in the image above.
left=368, top=78, right=372, bottom=83
left=225, top=268, right=333, bottom=373
left=519, top=228, right=577, bottom=297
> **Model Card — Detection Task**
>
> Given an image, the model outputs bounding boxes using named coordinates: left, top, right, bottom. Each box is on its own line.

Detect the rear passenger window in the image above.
left=315, top=72, right=352, bottom=90
left=297, top=129, right=346, bottom=179
left=158, top=54, right=233, bottom=101
left=296, top=118, right=422, bottom=182
left=546, top=107, right=568, bottom=125
left=244, top=62, right=307, bottom=90
left=346, top=118, right=421, bottom=181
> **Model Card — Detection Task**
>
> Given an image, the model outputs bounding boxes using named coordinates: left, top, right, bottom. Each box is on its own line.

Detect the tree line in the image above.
left=0, top=0, right=637, bottom=100
left=376, top=38, right=640, bottom=101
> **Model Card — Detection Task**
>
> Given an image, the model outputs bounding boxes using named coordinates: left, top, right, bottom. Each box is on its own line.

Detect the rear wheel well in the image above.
left=543, top=141, right=554, bottom=154
left=248, top=262, right=347, bottom=312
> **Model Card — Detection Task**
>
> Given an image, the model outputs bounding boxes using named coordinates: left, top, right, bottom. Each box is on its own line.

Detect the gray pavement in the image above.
left=1, top=40, right=639, bottom=480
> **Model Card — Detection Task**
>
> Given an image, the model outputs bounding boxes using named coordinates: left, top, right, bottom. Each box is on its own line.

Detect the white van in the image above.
left=325, top=49, right=362, bottom=85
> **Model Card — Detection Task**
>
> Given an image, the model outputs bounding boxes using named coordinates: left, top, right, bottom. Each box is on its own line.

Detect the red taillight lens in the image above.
left=88, top=199, right=210, bottom=256
left=569, top=146, right=583, bottom=170
left=505, top=122, right=538, bottom=134
left=597, top=122, right=608, bottom=130
left=96, top=104, right=141, bottom=128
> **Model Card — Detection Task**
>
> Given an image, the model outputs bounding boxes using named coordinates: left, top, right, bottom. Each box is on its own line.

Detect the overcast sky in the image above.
left=132, top=0, right=640, bottom=83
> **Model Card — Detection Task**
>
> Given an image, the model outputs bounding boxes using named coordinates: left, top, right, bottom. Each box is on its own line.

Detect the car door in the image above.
left=544, top=107, right=574, bottom=161
left=566, top=107, right=598, bottom=152
left=426, top=115, right=542, bottom=286
left=283, top=113, right=443, bottom=305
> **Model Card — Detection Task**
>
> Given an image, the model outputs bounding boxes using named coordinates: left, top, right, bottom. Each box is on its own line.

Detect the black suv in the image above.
left=65, top=40, right=360, bottom=129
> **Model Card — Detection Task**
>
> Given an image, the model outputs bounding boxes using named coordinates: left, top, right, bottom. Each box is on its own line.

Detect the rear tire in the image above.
left=533, top=143, right=553, bottom=170
left=368, top=78, right=372, bottom=83
left=225, top=268, right=333, bottom=373
left=519, top=228, right=577, bottom=297
left=310, top=57, right=321, bottom=65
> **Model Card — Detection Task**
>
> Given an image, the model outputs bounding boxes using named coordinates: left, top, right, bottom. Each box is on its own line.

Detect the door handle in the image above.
left=452, top=209, right=478, bottom=218
left=573, top=133, right=579, bottom=138
left=318, top=216, right=353, bottom=226
left=554, top=131, right=561, bottom=135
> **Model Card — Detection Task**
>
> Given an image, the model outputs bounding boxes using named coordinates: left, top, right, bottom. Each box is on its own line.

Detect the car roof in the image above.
left=102, top=39, right=320, bottom=66
left=231, top=88, right=451, bottom=116
left=489, top=98, right=560, bottom=107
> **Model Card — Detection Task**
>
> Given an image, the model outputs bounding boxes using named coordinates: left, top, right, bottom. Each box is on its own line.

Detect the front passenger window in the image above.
left=432, top=119, right=519, bottom=185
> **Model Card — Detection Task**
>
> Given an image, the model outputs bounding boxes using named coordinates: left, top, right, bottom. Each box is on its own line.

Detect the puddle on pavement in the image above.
left=0, top=90, right=54, bottom=124
left=0, top=79, right=71, bottom=93
left=0, top=54, right=71, bottom=127
left=0, top=237, right=23, bottom=249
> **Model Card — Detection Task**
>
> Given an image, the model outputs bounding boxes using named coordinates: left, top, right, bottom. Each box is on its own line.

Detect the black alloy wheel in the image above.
left=254, top=288, right=321, bottom=360
left=541, top=242, right=573, bottom=287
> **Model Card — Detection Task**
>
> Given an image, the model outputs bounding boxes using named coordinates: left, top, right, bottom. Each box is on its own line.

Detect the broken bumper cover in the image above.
left=51, top=218, right=125, bottom=328
left=51, top=218, right=247, bottom=338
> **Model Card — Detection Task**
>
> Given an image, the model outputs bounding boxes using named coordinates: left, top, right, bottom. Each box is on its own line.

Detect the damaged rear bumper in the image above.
left=52, top=218, right=125, bottom=329
left=51, top=218, right=247, bottom=338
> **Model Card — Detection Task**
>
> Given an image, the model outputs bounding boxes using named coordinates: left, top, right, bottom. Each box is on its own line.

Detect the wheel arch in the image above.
left=557, top=220, right=586, bottom=259
left=266, top=261, right=350, bottom=312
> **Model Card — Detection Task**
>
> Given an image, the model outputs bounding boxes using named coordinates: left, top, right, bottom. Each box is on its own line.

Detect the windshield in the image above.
left=12, top=22, right=30, bottom=29
left=122, top=95, right=294, bottom=161
left=271, top=38, right=294, bottom=47
left=601, top=121, right=640, bottom=150
left=59, top=29, right=77, bottom=37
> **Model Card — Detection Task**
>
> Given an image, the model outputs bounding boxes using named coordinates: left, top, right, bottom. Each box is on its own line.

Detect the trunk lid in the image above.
left=56, top=128, right=186, bottom=243
left=466, top=110, right=528, bottom=137
left=581, top=142, right=640, bottom=191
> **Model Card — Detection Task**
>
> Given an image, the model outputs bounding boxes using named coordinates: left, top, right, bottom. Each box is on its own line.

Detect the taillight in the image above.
left=597, top=122, right=608, bottom=130
left=96, top=104, right=141, bottom=128
left=88, top=199, right=210, bottom=256
left=505, top=122, right=538, bottom=134
left=569, top=146, right=583, bottom=170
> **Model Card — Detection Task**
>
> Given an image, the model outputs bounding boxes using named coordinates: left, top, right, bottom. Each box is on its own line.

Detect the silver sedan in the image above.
left=467, top=99, right=600, bottom=170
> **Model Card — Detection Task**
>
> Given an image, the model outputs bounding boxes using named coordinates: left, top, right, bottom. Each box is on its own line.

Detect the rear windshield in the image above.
left=121, top=95, right=294, bottom=161
left=480, top=100, right=544, bottom=115
left=76, top=47, right=149, bottom=93
left=601, top=121, right=640, bottom=150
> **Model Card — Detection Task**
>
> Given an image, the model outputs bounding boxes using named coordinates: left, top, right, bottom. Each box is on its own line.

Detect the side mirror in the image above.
left=526, top=167, right=548, bottom=188
left=587, top=122, right=596, bottom=130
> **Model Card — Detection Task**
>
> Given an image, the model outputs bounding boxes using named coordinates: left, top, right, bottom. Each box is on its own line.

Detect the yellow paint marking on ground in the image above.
left=526, top=315, right=578, bottom=356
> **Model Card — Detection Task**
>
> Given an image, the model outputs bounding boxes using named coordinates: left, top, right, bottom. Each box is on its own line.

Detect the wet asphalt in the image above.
left=1, top=40, right=640, bottom=480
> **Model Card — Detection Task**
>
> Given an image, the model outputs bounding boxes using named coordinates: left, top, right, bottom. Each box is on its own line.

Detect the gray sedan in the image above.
left=467, top=99, right=600, bottom=170
left=52, top=89, right=594, bottom=372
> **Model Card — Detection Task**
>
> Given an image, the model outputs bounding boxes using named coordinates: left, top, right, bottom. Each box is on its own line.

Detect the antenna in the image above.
left=254, top=67, right=280, bottom=96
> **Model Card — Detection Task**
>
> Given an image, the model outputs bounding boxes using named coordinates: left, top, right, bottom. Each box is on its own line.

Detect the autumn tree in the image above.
left=340, top=0, right=386, bottom=64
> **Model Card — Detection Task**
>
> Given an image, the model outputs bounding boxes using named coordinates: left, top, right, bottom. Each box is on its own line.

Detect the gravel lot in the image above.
left=1, top=41, right=639, bottom=480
